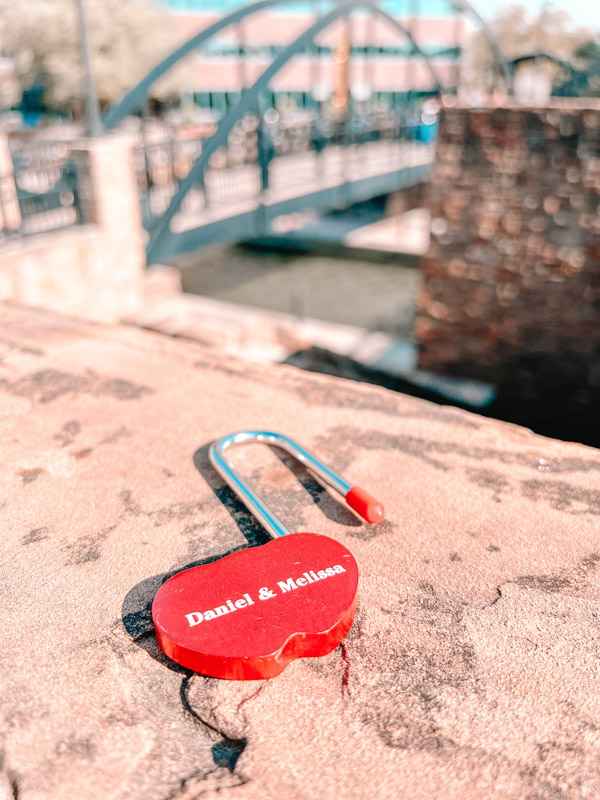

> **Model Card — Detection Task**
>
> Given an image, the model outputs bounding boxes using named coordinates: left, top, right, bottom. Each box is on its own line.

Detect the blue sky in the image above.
left=158, top=0, right=600, bottom=30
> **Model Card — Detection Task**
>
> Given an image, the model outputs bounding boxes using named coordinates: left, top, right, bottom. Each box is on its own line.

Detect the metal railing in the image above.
left=134, top=108, right=436, bottom=233
left=10, top=138, right=73, bottom=171
left=0, top=159, right=84, bottom=241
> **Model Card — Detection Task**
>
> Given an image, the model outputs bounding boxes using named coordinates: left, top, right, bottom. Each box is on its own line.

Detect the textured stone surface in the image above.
left=416, top=103, right=600, bottom=445
left=2, top=302, right=600, bottom=799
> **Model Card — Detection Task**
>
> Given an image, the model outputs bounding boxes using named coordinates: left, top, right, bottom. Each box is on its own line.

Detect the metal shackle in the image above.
left=209, top=431, right=385, bottom=539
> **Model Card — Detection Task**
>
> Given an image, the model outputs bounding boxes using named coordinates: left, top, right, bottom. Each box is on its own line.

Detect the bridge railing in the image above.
left=9, top=139, right=73, bottom=171
left=1, top=152, right=84, bottom=241
left=133, top=108, right=435, bottom=234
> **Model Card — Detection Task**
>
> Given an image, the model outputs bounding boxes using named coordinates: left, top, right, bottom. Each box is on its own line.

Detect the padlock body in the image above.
left=152, top=532, right=358, bottom=680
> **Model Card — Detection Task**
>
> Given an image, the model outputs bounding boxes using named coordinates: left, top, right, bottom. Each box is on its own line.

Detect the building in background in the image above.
left=155, top=0, right=468, bottom=116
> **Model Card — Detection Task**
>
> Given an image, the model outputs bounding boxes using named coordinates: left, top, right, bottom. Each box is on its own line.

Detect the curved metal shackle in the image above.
left=209, top=431, right=385, bottom=539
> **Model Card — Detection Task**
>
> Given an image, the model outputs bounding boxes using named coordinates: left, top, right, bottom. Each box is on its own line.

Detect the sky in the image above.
left=158, top=0, right=600, bottom=31
left=474, top=0, right=600, bottom=29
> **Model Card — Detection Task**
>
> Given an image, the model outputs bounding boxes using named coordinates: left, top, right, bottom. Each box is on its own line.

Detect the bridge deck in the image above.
left=146, top=140, right=433, bottom=262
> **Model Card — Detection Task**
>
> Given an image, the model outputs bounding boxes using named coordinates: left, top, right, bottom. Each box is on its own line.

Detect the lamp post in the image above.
left=74, top=0, right=102, bottom=136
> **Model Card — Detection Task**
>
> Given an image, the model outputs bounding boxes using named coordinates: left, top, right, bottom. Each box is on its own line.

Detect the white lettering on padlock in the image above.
left=185, top=564, right=347, bottom=627
left=185, top=592, right=255, bottom=626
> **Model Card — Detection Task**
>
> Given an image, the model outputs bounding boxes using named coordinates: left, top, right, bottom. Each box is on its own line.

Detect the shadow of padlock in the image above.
left=152, top=431, right=384, bottom=680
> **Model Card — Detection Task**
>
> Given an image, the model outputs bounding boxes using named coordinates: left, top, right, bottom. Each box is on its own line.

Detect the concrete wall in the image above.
left=0, top=135, right=145, bottom=324
left=416, top=103, right=600, bottom=442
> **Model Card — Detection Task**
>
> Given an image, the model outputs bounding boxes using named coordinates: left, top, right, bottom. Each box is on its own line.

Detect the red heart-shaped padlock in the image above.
left=153, top=532, right=358, bottom=680
left=152, top=431, right=384, bottom=680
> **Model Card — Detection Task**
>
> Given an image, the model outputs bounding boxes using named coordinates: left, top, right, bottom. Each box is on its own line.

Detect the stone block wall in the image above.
left=416, top=103, right=600, bottom=443
left=0, top=135, right=145, bottom=324
left=0, top=226, right=138, bottom=323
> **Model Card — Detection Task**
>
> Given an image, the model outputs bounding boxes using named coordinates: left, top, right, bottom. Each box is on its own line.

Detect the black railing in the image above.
left=10, top=139, right=72, bottom=172
left=0, top=159, right=84, bottom=241
left=133, top=120, right=261, bottom=229
left=133, top=109, right=434, bottom=232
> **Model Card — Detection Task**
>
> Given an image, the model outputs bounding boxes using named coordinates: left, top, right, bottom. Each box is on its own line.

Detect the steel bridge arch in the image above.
left=103, top=0, right=512, bottom=132
left=144, top=0, right=447, bottom=263
left=510, top=52, right=572, bottom=73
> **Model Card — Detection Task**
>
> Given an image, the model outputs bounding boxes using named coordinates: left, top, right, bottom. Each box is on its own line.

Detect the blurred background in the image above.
left=1, top=0, right=599, bottom=444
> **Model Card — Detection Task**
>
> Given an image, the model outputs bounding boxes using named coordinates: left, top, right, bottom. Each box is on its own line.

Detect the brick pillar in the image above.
left=70, top=135, right=145, bottom=321
left=416, top=103, right=600, bottom=442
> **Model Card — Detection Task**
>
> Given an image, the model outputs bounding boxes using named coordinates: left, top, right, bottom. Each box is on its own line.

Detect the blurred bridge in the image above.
left=103, top=0, right=511, bottom=264
left=133, top=118, right=434, bottom=262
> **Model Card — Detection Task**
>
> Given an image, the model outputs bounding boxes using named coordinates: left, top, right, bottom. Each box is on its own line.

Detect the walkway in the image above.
left=145, top=139, right=433, bottom=259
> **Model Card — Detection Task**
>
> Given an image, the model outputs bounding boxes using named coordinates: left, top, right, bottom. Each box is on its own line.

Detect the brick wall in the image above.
left=416, top=103, right=600, bottom=443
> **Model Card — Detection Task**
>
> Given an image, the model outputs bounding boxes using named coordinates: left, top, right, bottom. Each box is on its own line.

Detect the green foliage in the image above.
left=560, top=38, right=600, bottom=97
left=573, top=40, right=600, bottom=63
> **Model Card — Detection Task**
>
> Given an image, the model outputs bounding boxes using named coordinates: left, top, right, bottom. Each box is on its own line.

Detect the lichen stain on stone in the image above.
left=120, top=489, right=143, bottom=516
left=0, top=368, right=153, bottom=404
left=513, top=551, right=600, bottom=602
left=68, top=536, right=103, bottom=564
left=581, top=553, right=600, bottom=571
left=278, top=377, right=405, bottom=418
left=22, top=526, right=49, bottom=545
left=99, top=378, right=151, bottom=401
left=119, top=488, right=207, bottom=529
left=2, top=370, right=89, bottom=403
left=273, top=371, right=482, bottom=428
left=105, top=711, right=138, bottom=728
left=515, top=574, right=573, bottom=593
left=0, top=333, right=45, bottom=357
left=18, top=467, right=45, bottom=483
left=54, top=419, right=81, bottom=447
left=72, top=448, right=93, bottom=460
left=521, top=479, right=600, bottom=515
left=465, top=468, right=510, bottom=503
left=352, top=583, right=478, bottom=754
left=321, top=426, right=600, bottom=512
left=99, top=426, right=131, bottom=446
left=55, top=735, right=97, bottom=759
left=64, top=524, right=117, bottom=566
left=325, top=425, right=600, bottom=477
left=193, top=355, right=257, bottom=380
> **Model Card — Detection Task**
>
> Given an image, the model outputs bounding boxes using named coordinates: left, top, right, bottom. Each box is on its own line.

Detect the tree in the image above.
left=566, top=39, right=600, bottom=97
left=467, top=3, right=595, bottom=95
left=1, top=0, right=190, bottom=112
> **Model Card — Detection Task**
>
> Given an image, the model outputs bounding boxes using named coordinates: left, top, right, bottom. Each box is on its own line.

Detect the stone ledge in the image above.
left=1, top=302, right=600, bottom=799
